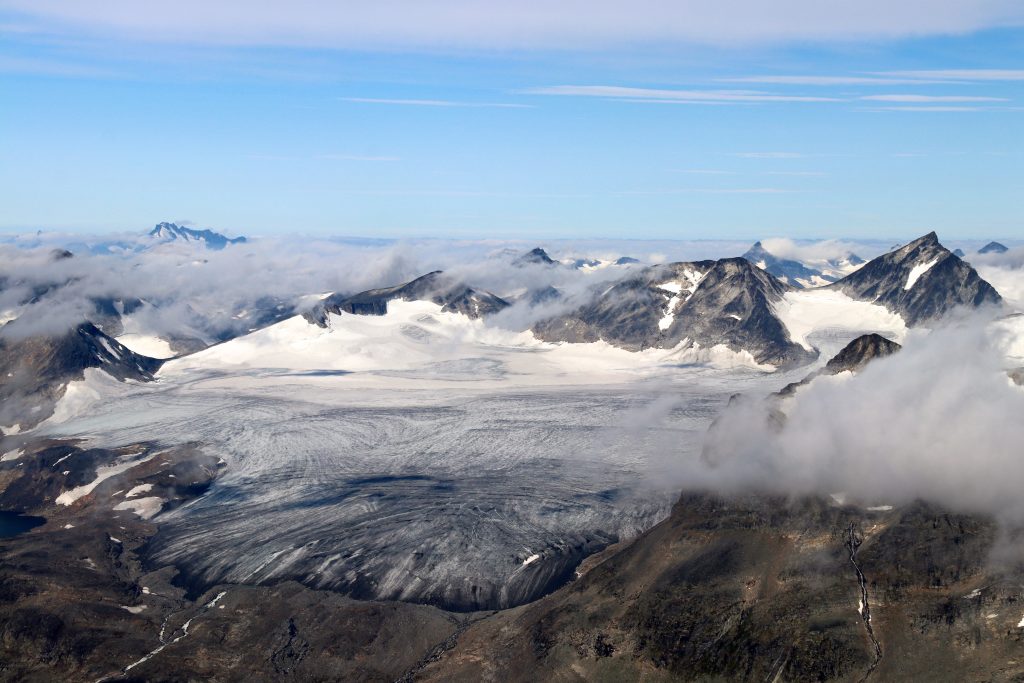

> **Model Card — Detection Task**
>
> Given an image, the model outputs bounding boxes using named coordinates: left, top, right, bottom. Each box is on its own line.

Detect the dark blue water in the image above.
left=0, top=511, right=45, bottom=537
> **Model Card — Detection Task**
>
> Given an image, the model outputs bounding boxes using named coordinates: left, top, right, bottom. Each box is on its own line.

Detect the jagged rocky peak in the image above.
left=305, top=271, right=510, bottom=327
left=953, top=248, right=966, bottom=258
left=979, top=241, right=1009, bottom=254
left=824, top=333, right=902, bottom=375
left=514, top=247, right=556, bottom=266
left=48, top=248, right=74, bottom=261
left=830, top=231, right=1002, bottom=326
left=148, top=222, right=247, bottom=250
left=533, top=256, right=815, bottom=368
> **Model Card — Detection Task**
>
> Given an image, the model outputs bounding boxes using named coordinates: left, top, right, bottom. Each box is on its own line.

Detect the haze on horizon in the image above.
left=0, top=1, right=1021, bottom=241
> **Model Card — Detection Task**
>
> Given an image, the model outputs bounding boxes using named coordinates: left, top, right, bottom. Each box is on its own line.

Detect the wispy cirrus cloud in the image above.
left=860, top=94, right=1008, bottom=102
left=863, top=105, right=1004, bottom=112
left=2, top=1, right=1023, bottom=49
left=668, top=169, right=737, bottom=175
left=730, top=152, right=809, bottom=159
left=719, top=75, right=949, bottom=86
left=340, top=97, right=532, bottom=109
left=880, top=69, right=1024, bottom=81
left=616, top=187, right=796, bottom=195
left=524, top=85, right=839, bottom=103
left=318, top=153, right=400, bottom=162
left=0, top=55, right=122, bottom=78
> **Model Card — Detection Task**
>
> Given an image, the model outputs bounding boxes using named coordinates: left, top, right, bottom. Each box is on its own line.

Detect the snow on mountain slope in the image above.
left=167, top=299, right=771, bottom=384
left=774, top=289, right=908, bottom=353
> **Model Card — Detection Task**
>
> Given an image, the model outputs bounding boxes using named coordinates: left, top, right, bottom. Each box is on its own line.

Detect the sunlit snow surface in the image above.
left=41, top=300, right=875, bottom=609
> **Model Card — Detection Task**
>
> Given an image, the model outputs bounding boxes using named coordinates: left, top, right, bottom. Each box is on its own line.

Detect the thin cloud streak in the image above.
left=3, top=1, right=1024, bottom=49
left=340, top=97, right=532, bottom=108
left=861, top=94, right=1008, bottom=102
left=881, top=69, right=1024, bottom=81
left=731, top=152, right=808, bottom=159
left=525, top=85, right=839, bottom=103
left=615, top=187, right=797, bottom=195
left=720, top=75, right=951, bottom=85
left=318, top=154, right=401, bottom=162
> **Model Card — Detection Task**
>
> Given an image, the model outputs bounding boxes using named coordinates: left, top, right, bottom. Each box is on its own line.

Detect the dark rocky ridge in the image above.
left=830, top=232, right=1002, bottom=326
left=304, top=271, right=509, bottom=327
left=533, top=258, right=816, bottom=368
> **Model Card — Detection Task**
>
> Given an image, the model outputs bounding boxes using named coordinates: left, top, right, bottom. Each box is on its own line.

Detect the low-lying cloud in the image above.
left=690, top=312, right=1024, bottom=524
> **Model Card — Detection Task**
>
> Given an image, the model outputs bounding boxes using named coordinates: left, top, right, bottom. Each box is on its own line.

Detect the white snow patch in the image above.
left=113, top=496, right=163, bottom=519
left=121, top=605, right=147, bottom=614
left=205, top=591, right=228, bottom=608
left=904, top=258, right=939, bottom=291
left=2, top=424, right=21, bottom=435
left=44, top=369, right=119, bottom=425
left=965, top=589, right=981, bottom=599
left=522, top=554, right=541, bottom=567
left=55, top=451, right=157, bottom=505
left=1017, top=614, right=1024, bottom=628
left=125, top=483, right=154, bottom=498
left=774, top=289, right=907, bottom=352
left=98, top=337, right=122, bottom=360
left=116, top=333, right=175, bottom=359
left=63, top=523, right=74, bottom=529
left=866, top=505, right=894, bottom=512
left=656, top=269, right=706, bottom=332
left=1, top=449, right=23, bottom=462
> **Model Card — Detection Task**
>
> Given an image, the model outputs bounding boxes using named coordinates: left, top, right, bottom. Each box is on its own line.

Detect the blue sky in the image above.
left=0, top=1, right=1022, bottom=241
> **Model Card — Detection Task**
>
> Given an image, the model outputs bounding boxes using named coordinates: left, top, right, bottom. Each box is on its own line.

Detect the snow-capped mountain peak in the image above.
left=148, top=222, right=247, bottom=250
left=830, top=231, right=1001, bottom=326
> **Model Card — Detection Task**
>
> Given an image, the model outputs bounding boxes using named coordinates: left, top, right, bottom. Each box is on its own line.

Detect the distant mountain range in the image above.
left=70, top=222, right=249, bottom=255
left=741, top=240, right=864, bottom=288
left=148, top=222, right=247, bottom=250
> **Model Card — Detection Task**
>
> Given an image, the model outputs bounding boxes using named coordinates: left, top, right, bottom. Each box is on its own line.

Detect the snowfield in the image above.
left=774, top=289, right=908, bottom=353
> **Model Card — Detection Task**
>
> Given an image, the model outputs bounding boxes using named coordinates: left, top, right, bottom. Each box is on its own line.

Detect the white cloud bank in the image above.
left=2, top=0, right=1023, bottom=49
left=694, top=312, right=1024, bottom=524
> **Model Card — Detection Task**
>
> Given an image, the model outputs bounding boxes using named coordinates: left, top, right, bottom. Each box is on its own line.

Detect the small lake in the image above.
left=0, top=511, right=46, bottom=538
